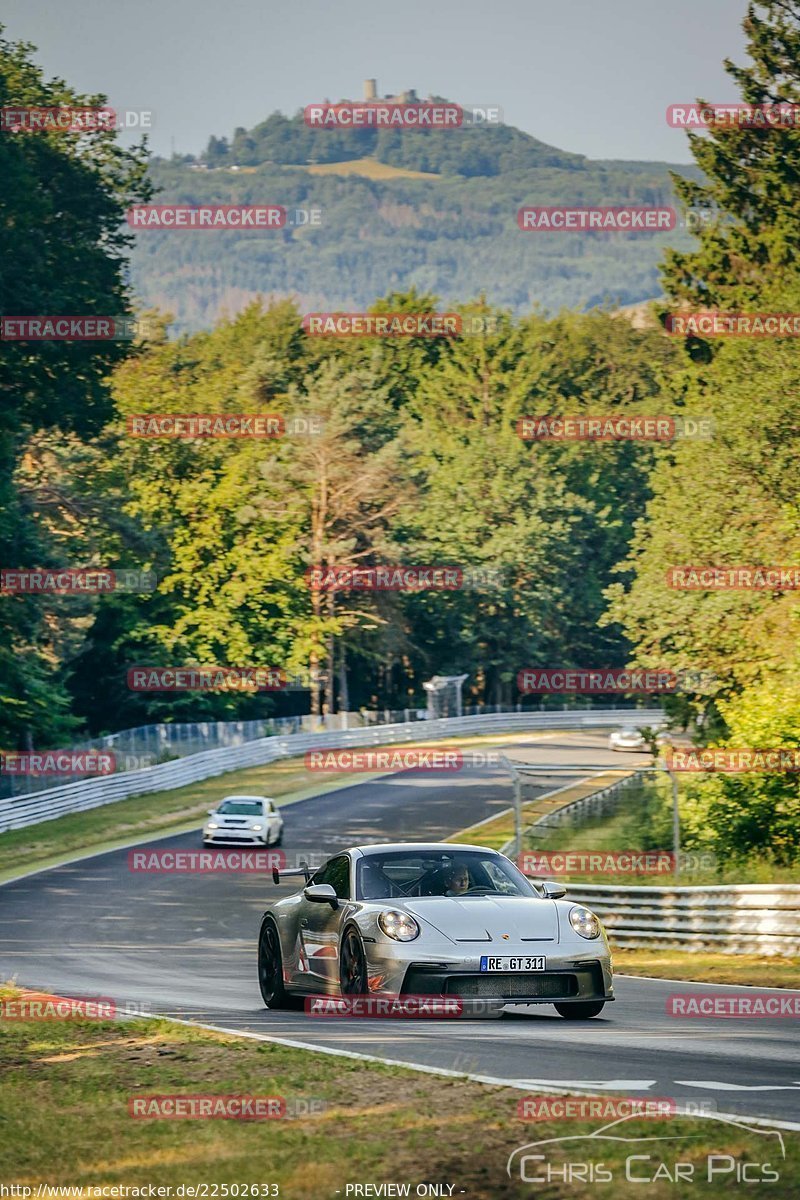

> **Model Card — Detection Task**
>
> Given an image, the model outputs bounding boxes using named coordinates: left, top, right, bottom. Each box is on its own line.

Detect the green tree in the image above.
left=661, top=1, right=800, bottom=309
left=679, top=680, right=800, bottom=865
left=0, top=28, right=151, bottom=748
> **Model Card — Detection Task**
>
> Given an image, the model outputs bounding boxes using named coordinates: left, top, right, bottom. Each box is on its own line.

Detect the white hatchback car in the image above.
left=203, top=795, right=283, bottom=847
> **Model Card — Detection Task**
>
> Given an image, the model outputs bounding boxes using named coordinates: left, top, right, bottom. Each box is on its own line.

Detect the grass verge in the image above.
left=0, top=986, right=797, bottom=1199
left=447, top=770, right=628, bottom=850
left=614, top=949, right=800, bottom=989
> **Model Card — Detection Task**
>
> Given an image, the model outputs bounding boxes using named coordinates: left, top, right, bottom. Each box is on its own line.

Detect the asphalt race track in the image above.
left=1, top=731, right=798, bottom=1127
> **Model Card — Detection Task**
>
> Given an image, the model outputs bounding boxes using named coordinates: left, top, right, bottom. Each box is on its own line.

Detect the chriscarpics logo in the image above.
left=507, top=1112, right=786, bottom=1185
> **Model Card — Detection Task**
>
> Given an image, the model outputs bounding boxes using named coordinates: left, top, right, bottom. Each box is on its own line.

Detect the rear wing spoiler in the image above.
left=272, top=861, right=312, bottom=885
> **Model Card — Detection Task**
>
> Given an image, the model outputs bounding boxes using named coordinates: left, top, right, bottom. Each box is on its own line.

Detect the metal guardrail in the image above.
left=503, top=770, right=800, bottom=957
left=0, top=707, right=663, bottom=834
left=0, top=698, right=651, bottom=799
left=569, top=882, right=800, bottom=958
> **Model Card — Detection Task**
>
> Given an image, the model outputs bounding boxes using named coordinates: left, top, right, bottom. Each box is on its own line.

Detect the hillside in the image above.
left=132, top=107, right=700, bottom=333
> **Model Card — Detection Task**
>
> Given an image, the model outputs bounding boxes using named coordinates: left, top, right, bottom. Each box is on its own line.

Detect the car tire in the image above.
left=339, top=926, right=368, bottom=996
left=272, top=828, right=283, bottom=847
left=554, top=1001, right=606, bottom=1019
left=258, top=918, right=300, bottom=1010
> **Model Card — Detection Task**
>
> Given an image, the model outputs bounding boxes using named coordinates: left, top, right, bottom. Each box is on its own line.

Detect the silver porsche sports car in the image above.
left=257, top=842, right=613, bottom=1018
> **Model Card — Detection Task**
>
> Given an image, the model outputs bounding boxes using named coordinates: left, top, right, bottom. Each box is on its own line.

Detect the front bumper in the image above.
left=400, top=960, right=611, bottom=1003
left=203, top=829, right=268, bottom=844
left=363, top=940, right=613, bottom=1005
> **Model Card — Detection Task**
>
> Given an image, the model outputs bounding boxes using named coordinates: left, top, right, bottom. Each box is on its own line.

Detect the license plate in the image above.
left=480, top=955, right=546, bottom=972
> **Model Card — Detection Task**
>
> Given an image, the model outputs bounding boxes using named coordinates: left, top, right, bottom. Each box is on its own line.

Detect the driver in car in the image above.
left=443, top=864, right=470, bottom=895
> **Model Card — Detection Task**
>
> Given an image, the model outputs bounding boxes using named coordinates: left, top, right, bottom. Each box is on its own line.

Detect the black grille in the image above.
left=445, top=973, right=579, bottom=999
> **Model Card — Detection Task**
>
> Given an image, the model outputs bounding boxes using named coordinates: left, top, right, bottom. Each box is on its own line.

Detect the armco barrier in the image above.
left=0, top=708, right=663, bottom=834
left=503, top=768, right=799, bottom=958
left=569, top=883, right=800, bottom=957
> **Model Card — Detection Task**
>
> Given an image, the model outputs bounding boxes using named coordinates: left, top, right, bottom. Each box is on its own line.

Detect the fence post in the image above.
left=514, top=776, right=522, bottom=862
left=671, top=769, right=681, bottom=881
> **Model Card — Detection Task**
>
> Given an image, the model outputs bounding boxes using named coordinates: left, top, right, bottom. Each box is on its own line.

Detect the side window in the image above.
left=312, top=856, right=351, bottom=899
left=266, top=801, right=275, bottom=814
left=327, top=856, right=350, bottom=899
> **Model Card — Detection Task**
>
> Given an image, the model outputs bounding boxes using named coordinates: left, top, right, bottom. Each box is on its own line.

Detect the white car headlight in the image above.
left=378, top=911, right=420, bottom=942
left=249, top=823, right=265, bottom=830
left=207, top=821, right=219, bottom=829
left=569, top=905, right=601, bottom=940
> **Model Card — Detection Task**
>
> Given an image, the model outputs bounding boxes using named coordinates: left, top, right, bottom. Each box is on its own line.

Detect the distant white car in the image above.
left=203, top=795, right=283, bottom=847
left=608, top=727, right=648, bottom=752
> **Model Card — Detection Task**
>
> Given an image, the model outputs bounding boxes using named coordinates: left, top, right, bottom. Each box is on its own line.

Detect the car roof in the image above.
left=353, top=842, right=499, bottom=857
left=219, top=794, right=270, bottom=802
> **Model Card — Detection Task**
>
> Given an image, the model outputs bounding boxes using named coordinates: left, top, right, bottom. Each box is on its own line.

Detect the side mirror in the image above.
left=303, top=883, right=338, bottom=908
left=207, top=809, right=217, bottom=816
left=540, top=880, right=567, bottom=899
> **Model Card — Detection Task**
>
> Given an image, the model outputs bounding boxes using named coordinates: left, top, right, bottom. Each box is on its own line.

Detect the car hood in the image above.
left=402, top=896, right=559, bottom=944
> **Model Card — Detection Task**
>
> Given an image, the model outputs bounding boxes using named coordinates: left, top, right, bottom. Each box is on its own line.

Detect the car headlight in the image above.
left=207, top=821, right=219, bottom=829
left=569, top=905, right=601, bottom=939
left=249, top=823, right=265, bottom=831
left=378, top=911, right=420, bottom=942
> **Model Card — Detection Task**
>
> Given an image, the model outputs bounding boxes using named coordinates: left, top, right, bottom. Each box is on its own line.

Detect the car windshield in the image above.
left=356, top=850, right=536, bottom=900
left=217, top=799, right=263, bottom=815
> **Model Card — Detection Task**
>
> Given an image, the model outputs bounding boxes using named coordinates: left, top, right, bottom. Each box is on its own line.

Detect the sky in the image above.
left=3, top=0, right=748, bottom=162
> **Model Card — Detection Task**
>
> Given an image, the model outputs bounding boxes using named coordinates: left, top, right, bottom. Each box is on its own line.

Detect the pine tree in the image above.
left=662, top=1, right=800, bottom=308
